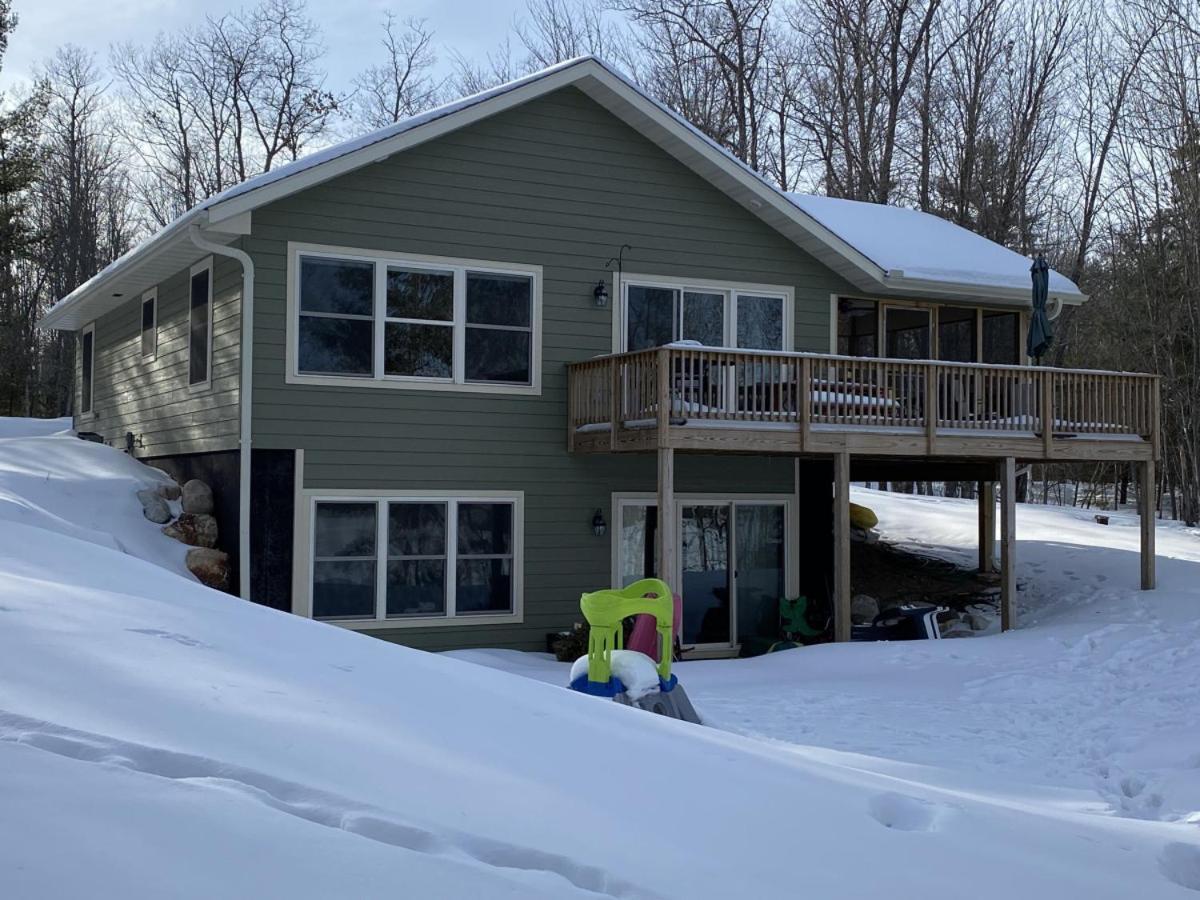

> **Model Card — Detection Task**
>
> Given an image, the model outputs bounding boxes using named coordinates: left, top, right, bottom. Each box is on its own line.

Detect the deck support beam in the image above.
left=1140, top=458, right=1156, bottom=590
left=656, top=446, right=676, bottom=594
left=978, top=481, right=996, bottom=574
left=833, top=451, right=852, bottom=642
left=999, top=457, right=1017, bottom=632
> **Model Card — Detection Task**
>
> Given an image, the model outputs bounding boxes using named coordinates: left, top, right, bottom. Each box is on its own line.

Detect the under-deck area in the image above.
left=568, top=347, right=1162, bottom=640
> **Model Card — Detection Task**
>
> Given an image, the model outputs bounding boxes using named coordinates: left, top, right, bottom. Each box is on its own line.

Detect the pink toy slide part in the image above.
left=626, top=593, right=683, bottom=662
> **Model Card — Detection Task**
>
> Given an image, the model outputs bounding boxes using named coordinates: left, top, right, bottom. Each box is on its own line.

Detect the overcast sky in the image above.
left=1, top=0, right=529, bottom=90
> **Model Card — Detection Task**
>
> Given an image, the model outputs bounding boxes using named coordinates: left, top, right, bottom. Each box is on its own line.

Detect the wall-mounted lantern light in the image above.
left=600, top=244, right=632, bottom=312
left=592, top=509, right=608, bottom=537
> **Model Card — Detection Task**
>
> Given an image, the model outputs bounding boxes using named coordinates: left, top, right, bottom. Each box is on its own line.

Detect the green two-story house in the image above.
left=40, top=56, right=1159, bottom=654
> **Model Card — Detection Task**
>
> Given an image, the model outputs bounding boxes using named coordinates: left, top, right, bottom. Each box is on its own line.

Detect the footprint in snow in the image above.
left=125, top=628, right=207, bottom=648
left=1160, top=843, right=1200, bottom=892
left=867, top=792, right=953, bottom=832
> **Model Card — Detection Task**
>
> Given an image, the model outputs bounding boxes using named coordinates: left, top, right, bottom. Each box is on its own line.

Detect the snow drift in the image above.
left=1, top=422, right=1198, bottom=898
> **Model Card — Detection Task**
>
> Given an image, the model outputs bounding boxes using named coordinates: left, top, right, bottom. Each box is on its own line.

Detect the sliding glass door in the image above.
left=616, top=496, right=791, bottom=648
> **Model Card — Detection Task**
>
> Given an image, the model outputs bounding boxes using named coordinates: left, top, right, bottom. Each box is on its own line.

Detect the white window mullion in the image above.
left=452, top=269, right=466, bottom=384
left=727, top=292, right=736, bottom=348
left=446, top=500, right=458, bottom=616
left=375, top=500, right=387, bottom=620
left=374, top=262, right=386, bottom=380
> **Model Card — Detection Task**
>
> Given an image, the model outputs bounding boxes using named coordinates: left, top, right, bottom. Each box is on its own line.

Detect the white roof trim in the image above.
left=40, top=55, right=1082, bottom=331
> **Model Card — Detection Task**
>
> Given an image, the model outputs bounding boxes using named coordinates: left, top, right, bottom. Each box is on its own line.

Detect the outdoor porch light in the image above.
left=592, top=509, right=608, bottom=537
left=593, top=280, right=609, bottom=308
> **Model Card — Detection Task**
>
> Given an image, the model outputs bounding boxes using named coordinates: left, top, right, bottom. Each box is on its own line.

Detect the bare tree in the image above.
left=112, top=0, right=339, bottom=222
left=789, top=0, right=943, bottom=203
left=348, top=14, right=441, bottom=130
left=619, top=0, right=775, bottom=168
left=517, top=0, right=622, bottom=65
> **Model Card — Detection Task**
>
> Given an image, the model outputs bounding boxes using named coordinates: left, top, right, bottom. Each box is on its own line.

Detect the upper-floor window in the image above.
left=620, top=276, right=791, bottom=352
left=80, top=322, right=95, bottom=416
left=288, top=243, right=542, bottom=395
left=189, top=259, right=213, bottom=389
left=141, top=288, right=157, bottom=361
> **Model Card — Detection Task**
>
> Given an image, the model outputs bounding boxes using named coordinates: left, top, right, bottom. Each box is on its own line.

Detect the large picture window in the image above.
left=307, top=493, right=522, bottom=624
left=289, top=244, right=541, bottom=394
left=622, top=277, right=790, bottom=352
left=189, top=259, right=213, bottom=389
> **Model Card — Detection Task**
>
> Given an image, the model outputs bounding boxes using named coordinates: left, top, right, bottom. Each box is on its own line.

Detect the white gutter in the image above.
left=188, top=225, right=255, bottom=602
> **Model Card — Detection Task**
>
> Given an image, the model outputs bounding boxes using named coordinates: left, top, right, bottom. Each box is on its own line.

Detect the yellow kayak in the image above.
left=850, top=502, right=878, bottom=530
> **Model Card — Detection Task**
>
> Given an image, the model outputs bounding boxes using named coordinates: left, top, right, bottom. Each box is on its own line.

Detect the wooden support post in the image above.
left=833, top=451, right=852, bottom=642
left=977, top=480, right=995, bottom=574
left=608, top=356, right=620, bottom=451
left=1041, top=370, right=1054, bottom=459
left=1140, top=458, right=1156, bottom=590
left=655, top=348, right=676, bottom=588
left=798, top=356, right=811, bottom=452
left=999, top=457, right=1016, bottom=632
left=657, top=446, right=676, bottom=592
left=925, top=366, right=938, bottom=454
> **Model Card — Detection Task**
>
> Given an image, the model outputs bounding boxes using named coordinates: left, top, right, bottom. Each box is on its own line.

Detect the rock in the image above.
left=963, top=612, right=989, bottom=631
left=136, top=488, right=172, bottom=524
left=181, top=479, right=214, bottom=515
left=156, top=481, right=182, bottom=501
left=186, top=547, right=230, bottom=591
left=851, top=593, right=880, bottom=624
left=163, top=512, right=219, bottom=548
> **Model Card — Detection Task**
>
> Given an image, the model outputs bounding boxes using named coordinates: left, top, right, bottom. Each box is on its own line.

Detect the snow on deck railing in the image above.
left=567, top=347, right=1159, bottom=450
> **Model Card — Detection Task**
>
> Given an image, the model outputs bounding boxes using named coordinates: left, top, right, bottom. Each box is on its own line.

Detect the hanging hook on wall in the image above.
left=594, top=244, right=633, bottom=308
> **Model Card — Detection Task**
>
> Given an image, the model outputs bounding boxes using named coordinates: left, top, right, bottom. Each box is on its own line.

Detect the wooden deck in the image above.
left=567, top=347, right=1160, bottom=462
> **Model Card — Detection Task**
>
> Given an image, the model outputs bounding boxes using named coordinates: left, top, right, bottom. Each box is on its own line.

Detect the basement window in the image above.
left=308, top=493, right=522, bottom=625
left=289, top=244, right=542, bottom=395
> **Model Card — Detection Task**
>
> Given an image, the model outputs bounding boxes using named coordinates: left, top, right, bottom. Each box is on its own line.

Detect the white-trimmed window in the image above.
left=288, top=243, right=542, bottom=394
left=619, top=274, right=792, bottom=352
left=141, top=288, right=157, bottom=361
left=307, top=492, right=522, bottom=625
left=188, top=259, right=213, bottom=389
left=79, top=322, right=95, bottom=416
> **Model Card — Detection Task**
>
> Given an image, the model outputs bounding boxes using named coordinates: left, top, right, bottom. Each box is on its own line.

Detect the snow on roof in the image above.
left=787, top=193, right=1080, bottom=297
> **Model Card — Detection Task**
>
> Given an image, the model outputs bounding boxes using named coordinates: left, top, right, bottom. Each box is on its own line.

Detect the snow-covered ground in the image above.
left=2, top=421, right=1199, bottom=897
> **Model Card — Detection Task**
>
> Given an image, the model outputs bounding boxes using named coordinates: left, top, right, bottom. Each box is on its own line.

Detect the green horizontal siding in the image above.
left=247, top=85, right=852, bottom=650
left=79, top=255, right=242, bottom=457
left=303, top=453, right=797, bottom=651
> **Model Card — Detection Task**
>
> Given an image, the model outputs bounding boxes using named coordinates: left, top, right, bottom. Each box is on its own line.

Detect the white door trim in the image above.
left=610, top=491, right=799, bottom=649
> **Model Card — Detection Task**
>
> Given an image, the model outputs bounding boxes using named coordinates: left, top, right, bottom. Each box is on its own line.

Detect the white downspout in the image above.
left=189, top=224, right=255, bottom=601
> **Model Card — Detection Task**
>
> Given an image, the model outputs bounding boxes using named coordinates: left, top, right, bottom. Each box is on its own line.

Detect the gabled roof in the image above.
left=40, top=56, right=1083, bottom=331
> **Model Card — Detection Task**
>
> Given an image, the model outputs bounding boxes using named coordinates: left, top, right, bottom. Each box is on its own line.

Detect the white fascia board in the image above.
left=39, top=209, right=211, bottom=330
left=881, top=272, right=1088, bottom=306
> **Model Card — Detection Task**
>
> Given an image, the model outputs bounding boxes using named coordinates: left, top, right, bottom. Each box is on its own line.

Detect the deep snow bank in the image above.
left=1, top=422, right=1198, bottom=898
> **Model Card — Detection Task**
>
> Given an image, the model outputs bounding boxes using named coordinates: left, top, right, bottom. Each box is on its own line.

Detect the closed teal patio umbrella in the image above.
left=1027, top=254, right=1054, bottom=362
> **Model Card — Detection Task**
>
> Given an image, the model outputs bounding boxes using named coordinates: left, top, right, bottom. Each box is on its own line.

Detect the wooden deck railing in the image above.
left=567, top=346, right=1160, bottom=453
